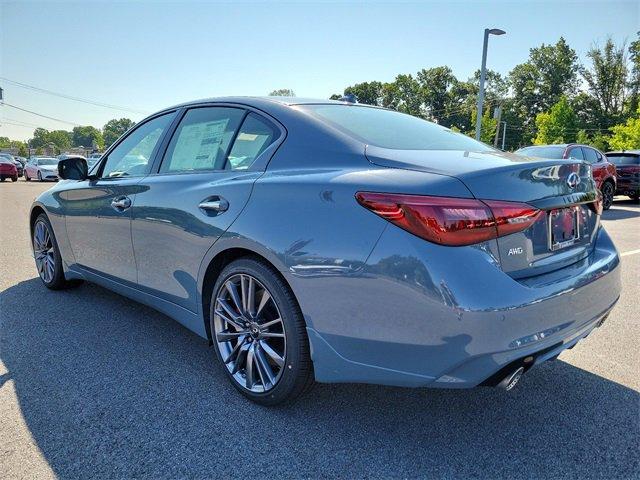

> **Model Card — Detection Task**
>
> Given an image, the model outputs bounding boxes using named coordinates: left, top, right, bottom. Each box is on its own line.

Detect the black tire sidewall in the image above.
left=209, top=257, right=311, bottom=405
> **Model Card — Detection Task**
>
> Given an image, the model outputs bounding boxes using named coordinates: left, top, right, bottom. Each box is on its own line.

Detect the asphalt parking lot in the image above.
left=1, top=180, right=638, bottom=479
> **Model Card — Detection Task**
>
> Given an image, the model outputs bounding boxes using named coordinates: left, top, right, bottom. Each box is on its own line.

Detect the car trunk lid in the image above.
left=365, top=146, right=601, bottom=278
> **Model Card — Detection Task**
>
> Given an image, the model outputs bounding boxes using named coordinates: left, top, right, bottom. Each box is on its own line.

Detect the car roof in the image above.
left=168, top=96, right=352, bottom=108
left=520, top=144, right=570, bottom=148
left=606, top=150, right=640, bottom=155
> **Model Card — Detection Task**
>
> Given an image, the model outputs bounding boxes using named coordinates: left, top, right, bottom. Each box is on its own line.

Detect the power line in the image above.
left=1, top=103, right=81, bottom=127
left=0, top=77, right=149, bottom=115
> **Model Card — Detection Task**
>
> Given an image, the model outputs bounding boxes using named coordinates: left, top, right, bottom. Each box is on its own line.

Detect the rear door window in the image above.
left=583, top=148, right=599, bottom=164
left=160, top=107, right=245, bottom=173
left=567, top=147, right=584, bottom=160
left=226, top=113, right=278, bottom=170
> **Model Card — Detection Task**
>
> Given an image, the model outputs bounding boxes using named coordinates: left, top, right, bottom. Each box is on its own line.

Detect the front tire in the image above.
left=25, top=172, right=30, bottom=181
left=11, top=175, right=17, bottom=182
left=32, top=214, right=82, bottom=290
left=210, top=257, right=314, bottom=405
left=37, top=171, right=42, bottom=182
left=601, top=181, right=614, bottom=210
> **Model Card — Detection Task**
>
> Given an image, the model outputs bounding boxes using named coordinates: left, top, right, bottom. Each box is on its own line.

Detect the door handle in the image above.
left=199, top=198, right=229, bottom=213
left=111, top=196, right=132, bottom=211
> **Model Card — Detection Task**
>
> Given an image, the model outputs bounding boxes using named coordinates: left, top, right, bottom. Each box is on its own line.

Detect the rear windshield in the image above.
left=607, top=154, right=639, bottom=166
left=515, top=146, right=566, bottom=159
left=301, top=105, right=494, bottom=151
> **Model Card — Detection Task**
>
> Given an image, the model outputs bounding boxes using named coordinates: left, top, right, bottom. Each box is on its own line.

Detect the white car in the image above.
left=24, top=157, right=60, bottom=182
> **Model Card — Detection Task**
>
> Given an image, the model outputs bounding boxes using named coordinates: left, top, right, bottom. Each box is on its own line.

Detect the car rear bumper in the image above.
left=301, top=225, right=621, bottom=388
left=615, top=178, right=639, bottom=195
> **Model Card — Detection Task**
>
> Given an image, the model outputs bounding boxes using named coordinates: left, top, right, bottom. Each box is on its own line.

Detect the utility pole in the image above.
left=501, top=121, right=507, bottom=150
left=493, top=106, right=502, bottom=148
left=475, top=28, right=506, bottom=141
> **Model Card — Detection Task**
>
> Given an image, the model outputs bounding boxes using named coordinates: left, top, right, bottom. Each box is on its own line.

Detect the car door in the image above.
left=582, top=147, right=606, bottom=188
left=131, top=106, right=283, bottom=311
left=59, top=112, right=176, bottom=283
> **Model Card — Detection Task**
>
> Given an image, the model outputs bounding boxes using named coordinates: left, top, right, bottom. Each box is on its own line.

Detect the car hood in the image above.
left=39, top=165, right=58, bottom=171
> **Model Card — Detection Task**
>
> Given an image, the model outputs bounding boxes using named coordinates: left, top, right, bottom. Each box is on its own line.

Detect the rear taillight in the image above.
left=355, top=192, right=542, bottom=246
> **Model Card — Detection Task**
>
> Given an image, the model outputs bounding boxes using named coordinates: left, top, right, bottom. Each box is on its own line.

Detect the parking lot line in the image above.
left=620, top=249, right=640, bottom=257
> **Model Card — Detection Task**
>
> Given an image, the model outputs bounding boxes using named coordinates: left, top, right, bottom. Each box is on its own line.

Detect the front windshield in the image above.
left=301, top=104, right=494, bottom=151
left=37, top=158, right=59, bottom=166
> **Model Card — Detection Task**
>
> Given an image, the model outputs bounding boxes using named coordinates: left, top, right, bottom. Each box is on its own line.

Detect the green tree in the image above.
left=609, top=108, right=640, bottom=150
left=534, top=96, right=578, bottom=144
left=103, top=118, right=135, bottom=147
left=628, top=31, right=640, bottom=113
left=343, top=81, right=384, bottom=106
left=268, top=89, right=295, bottom=97
left=29, top=128, right=50, bottom=148
left=581, top=38, right=628, bottom=127
left=381, top=74, right=423, bottom=116
left=72, top=126, right=104, bottom=150
left=469, top=106, right=497, bottom=144
left=509, top=38, right=580, bottom=143
left=47, top=130, right=72, bottom=151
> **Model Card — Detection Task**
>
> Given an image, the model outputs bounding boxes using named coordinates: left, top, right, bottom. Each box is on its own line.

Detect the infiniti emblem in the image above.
left=566, top=172, right=580, bottom=189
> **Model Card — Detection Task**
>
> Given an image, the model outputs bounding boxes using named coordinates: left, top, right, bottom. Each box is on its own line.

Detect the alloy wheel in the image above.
left=602, top=182, right=614, bottom=210
left=213, top=273, right=286, bottom=393
left=33, top=221, right=55, bottom=283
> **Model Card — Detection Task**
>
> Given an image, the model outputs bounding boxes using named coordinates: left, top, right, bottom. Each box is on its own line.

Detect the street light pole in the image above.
left=475, top=28, right=506, bottom=141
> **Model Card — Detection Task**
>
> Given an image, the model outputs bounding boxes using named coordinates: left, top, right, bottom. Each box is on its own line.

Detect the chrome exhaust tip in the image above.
left=497, top=366, right=525, bottom=391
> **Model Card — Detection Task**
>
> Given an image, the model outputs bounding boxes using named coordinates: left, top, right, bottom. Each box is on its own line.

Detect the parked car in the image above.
left=30, top=97, right=620, bottom=405
left=24, top=157, right=60, bottom=181
left=515, top=144, right=617, bottom=210
left=0, top=153, right=22, bottom=177
left=606, top=150, right=639, bottom=201
left=0, top=156, right=18, bottom=182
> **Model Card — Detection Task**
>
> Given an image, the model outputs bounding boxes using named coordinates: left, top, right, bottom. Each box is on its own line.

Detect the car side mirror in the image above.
left=58, top=157, right=88, bottom=180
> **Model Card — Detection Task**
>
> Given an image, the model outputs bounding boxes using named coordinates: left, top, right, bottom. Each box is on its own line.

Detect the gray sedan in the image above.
left=28, top=97, right=620, bottom=405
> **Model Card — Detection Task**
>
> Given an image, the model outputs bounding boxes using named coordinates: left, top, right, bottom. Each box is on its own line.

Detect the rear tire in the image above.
left=32, top=214, right=83, bottom=290
left=209, top=257, right=314, bottom=405
left=601, top=181, right=614, bottom=210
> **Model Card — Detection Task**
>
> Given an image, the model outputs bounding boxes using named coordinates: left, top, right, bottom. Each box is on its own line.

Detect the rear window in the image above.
left=301, top=105, right=493, bottom=151
left=608, top=155, right=639, bottom=166
left=515, top=146, right=566, bottom=159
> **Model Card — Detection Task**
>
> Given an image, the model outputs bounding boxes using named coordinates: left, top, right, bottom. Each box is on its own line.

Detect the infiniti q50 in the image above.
left=29, top=97, right=621, bottom=404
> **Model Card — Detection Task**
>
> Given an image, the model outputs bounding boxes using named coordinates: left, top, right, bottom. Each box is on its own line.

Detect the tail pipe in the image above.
left=481, top=342, right=563, bottom=390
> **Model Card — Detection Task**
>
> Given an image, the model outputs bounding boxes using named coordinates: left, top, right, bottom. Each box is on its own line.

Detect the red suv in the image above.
left=515, top=144, right=617, bottom=210
left=0, top=157, right=18, bottom=182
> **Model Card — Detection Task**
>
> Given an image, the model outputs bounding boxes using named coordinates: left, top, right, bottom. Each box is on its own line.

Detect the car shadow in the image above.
left=1, top=278, right=638, bottom=478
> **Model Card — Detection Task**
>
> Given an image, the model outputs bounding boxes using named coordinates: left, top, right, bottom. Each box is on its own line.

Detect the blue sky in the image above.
left=1, top=0, right=638, bottom=140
